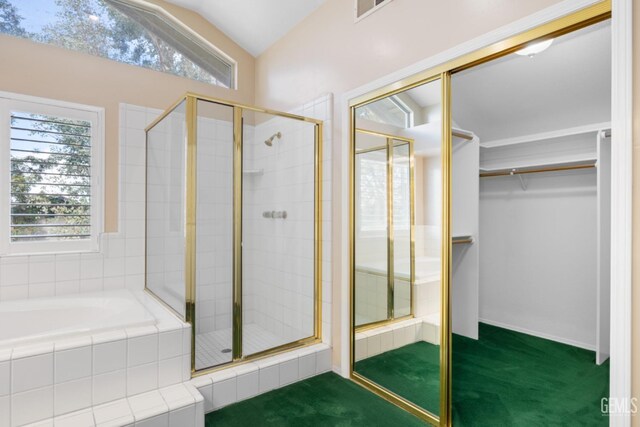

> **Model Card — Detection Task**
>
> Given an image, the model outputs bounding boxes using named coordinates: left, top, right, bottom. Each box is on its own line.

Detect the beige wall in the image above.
left=633, top=2, right=639, bottom=425
left=254, top=0, right=568, bottom=370
left=255, top=0, right=564, bottom=111
left=0, top=0, right=255, bottom=232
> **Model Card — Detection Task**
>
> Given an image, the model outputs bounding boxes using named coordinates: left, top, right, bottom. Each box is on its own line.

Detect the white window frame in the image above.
left=114, top=0, right=238, bottom=89
left=389, top=95, right=414, bottom=128
left=0, top=92, right=105, bottom=255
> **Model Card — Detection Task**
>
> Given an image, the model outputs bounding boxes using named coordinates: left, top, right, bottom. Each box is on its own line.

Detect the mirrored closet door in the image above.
left=348, top=3, right=610, bottom=425
left=351, top=77, right=445, bottom=422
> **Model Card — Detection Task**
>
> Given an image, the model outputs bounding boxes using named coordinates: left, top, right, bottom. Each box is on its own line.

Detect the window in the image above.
left=355, top=0, right=395, bottom=20
left=356, top=95, right=413, bottom=129
left=0, top=0, right=236, bottom=88
left=0, top=93, right=104, bottom=254
left=356, top=150, right=410, bottom=234
left=357, top=153, right=387, bottom=233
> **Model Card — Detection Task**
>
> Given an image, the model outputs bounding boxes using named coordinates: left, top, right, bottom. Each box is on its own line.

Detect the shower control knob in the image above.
left=262, top=210, right=287, bottom=219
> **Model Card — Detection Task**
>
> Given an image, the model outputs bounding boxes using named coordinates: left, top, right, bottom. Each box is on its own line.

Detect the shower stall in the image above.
left=145, top=93, right=323, bottom=374
left=354, top=129, right=415, bottom=329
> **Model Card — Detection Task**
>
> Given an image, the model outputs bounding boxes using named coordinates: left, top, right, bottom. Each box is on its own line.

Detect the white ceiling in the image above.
left=451, top=21, right=611, bottom=142
left=165, top=0, right=326, bottom=56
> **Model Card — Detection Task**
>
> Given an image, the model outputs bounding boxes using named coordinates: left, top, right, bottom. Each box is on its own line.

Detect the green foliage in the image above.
left=39, top=0, right=215, bottom=83
left=1, top=0, right=218, bottom=84
left=10, top=114, right=91, bottom=240
left=0, top=0, right=26, bottom=36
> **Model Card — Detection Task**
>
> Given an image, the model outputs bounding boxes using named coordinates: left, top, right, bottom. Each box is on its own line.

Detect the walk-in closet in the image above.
left=449, top=19, right=611, bottom=424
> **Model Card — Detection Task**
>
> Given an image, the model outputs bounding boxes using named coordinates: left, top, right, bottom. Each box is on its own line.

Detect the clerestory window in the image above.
left=0, top=0, right=236, bottom=88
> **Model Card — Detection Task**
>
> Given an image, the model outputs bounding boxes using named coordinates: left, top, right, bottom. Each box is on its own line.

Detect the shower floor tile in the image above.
left=195, top=324, right=283, bottom=370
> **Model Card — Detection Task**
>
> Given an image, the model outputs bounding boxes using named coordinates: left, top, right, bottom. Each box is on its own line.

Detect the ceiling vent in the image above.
left=355, top=0, right=394, bottom=21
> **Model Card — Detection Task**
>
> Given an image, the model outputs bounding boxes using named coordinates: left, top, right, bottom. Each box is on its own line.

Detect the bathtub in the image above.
left=0, top=289, right=156, bottom=349
left=356, top=256, right=441, bottom=283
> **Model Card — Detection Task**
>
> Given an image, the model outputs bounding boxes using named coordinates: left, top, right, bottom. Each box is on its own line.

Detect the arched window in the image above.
left=0, top=0, right=236, bottom=88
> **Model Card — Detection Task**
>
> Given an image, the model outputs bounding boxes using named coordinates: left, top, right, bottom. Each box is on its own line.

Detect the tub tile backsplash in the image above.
left=0, top=104, right=162, bottom=303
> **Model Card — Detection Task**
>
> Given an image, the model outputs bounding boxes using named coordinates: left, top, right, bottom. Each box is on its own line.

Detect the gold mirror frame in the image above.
left=348, top=2, right=611, bottom=425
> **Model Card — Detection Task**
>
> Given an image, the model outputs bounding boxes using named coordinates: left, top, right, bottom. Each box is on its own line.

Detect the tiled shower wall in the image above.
left=0, top=104, right=160, bottom=301
left=195, top=114, right=234, bottom=335
left=243, top=95, right=333, bottom=345
left=242, top=116, right=316, bottom=342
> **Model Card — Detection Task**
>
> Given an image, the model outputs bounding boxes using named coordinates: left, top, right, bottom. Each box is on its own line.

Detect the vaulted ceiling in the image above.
left=165, top=0, right=326, bottom=56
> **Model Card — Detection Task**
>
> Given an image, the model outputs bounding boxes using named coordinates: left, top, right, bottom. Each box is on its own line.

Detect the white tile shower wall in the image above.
left=242, top=95, right=333, bottom=346
left=195, top=113, right=234, bottom=335
left=354, top=270, right=387, bottom=325
left=0, top=104, right=162, bottom=302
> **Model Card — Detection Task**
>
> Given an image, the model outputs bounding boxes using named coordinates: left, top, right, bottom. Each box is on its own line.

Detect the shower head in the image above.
left=264, top=132, right=282, bottom=147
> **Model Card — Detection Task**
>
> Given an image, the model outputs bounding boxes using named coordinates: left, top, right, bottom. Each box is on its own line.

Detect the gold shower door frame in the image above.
left=145, top=92, right=324, bottom=377
left=348, top=2, right=611, bottom=426
left=354, top=130, right=415, bottom=331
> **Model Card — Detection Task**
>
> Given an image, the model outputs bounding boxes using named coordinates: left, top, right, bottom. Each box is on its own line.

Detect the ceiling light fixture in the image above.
left=515, top=39, right=554, bottom=58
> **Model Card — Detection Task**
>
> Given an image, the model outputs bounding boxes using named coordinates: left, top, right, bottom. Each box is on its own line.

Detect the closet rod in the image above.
left=480, top=163, right=595, bottom=178
left=452, top=238, right=473, bottom=245
left=452, top=129, right=474, bottom=141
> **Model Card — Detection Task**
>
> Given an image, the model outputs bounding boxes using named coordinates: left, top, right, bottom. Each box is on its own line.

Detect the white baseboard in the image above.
left=478, top=318, right=596, bottom=352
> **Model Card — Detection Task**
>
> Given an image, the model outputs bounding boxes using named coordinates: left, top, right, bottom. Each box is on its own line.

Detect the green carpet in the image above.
left=205, top=372, right=426, bottom=427
left=355, top=341, right=441, bottom=416
left=356, top=323, right=609, bottom=426
left=206, top=324, right=610, bottom=426
left=452, top=323, right=609, bottom=427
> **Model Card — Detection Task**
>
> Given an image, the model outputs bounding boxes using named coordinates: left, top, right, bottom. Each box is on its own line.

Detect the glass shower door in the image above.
left=354, top=141, right=389, bottom=327
left=146, top=93, right=322, bottom=375
left=194, top=100, right=234, bottom=370
left=146, top=100, right=187, bottom=318
left=241, top=110, right=318, bottom=357
left=392, top=141, right=412, bottom=318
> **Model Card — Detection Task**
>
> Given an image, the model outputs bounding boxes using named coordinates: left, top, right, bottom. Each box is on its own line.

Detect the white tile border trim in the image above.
left=192, top=343, right=331, bottom=414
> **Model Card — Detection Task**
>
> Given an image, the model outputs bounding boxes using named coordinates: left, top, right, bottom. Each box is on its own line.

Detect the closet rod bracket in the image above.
left=517, top=173, right=528, bottom=191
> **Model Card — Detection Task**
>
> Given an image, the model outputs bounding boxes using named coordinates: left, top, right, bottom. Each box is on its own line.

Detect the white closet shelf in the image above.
left=480, top=122, right=611, bottom=149
left=243, top=169, right=264, bottom=176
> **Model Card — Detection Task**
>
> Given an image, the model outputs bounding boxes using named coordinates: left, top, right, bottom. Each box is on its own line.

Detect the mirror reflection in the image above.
left=353, top=78, right=442, bottom=416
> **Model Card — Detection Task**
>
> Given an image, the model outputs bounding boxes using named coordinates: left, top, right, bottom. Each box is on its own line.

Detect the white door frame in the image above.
left=339, top=0, right=632, bottom=425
